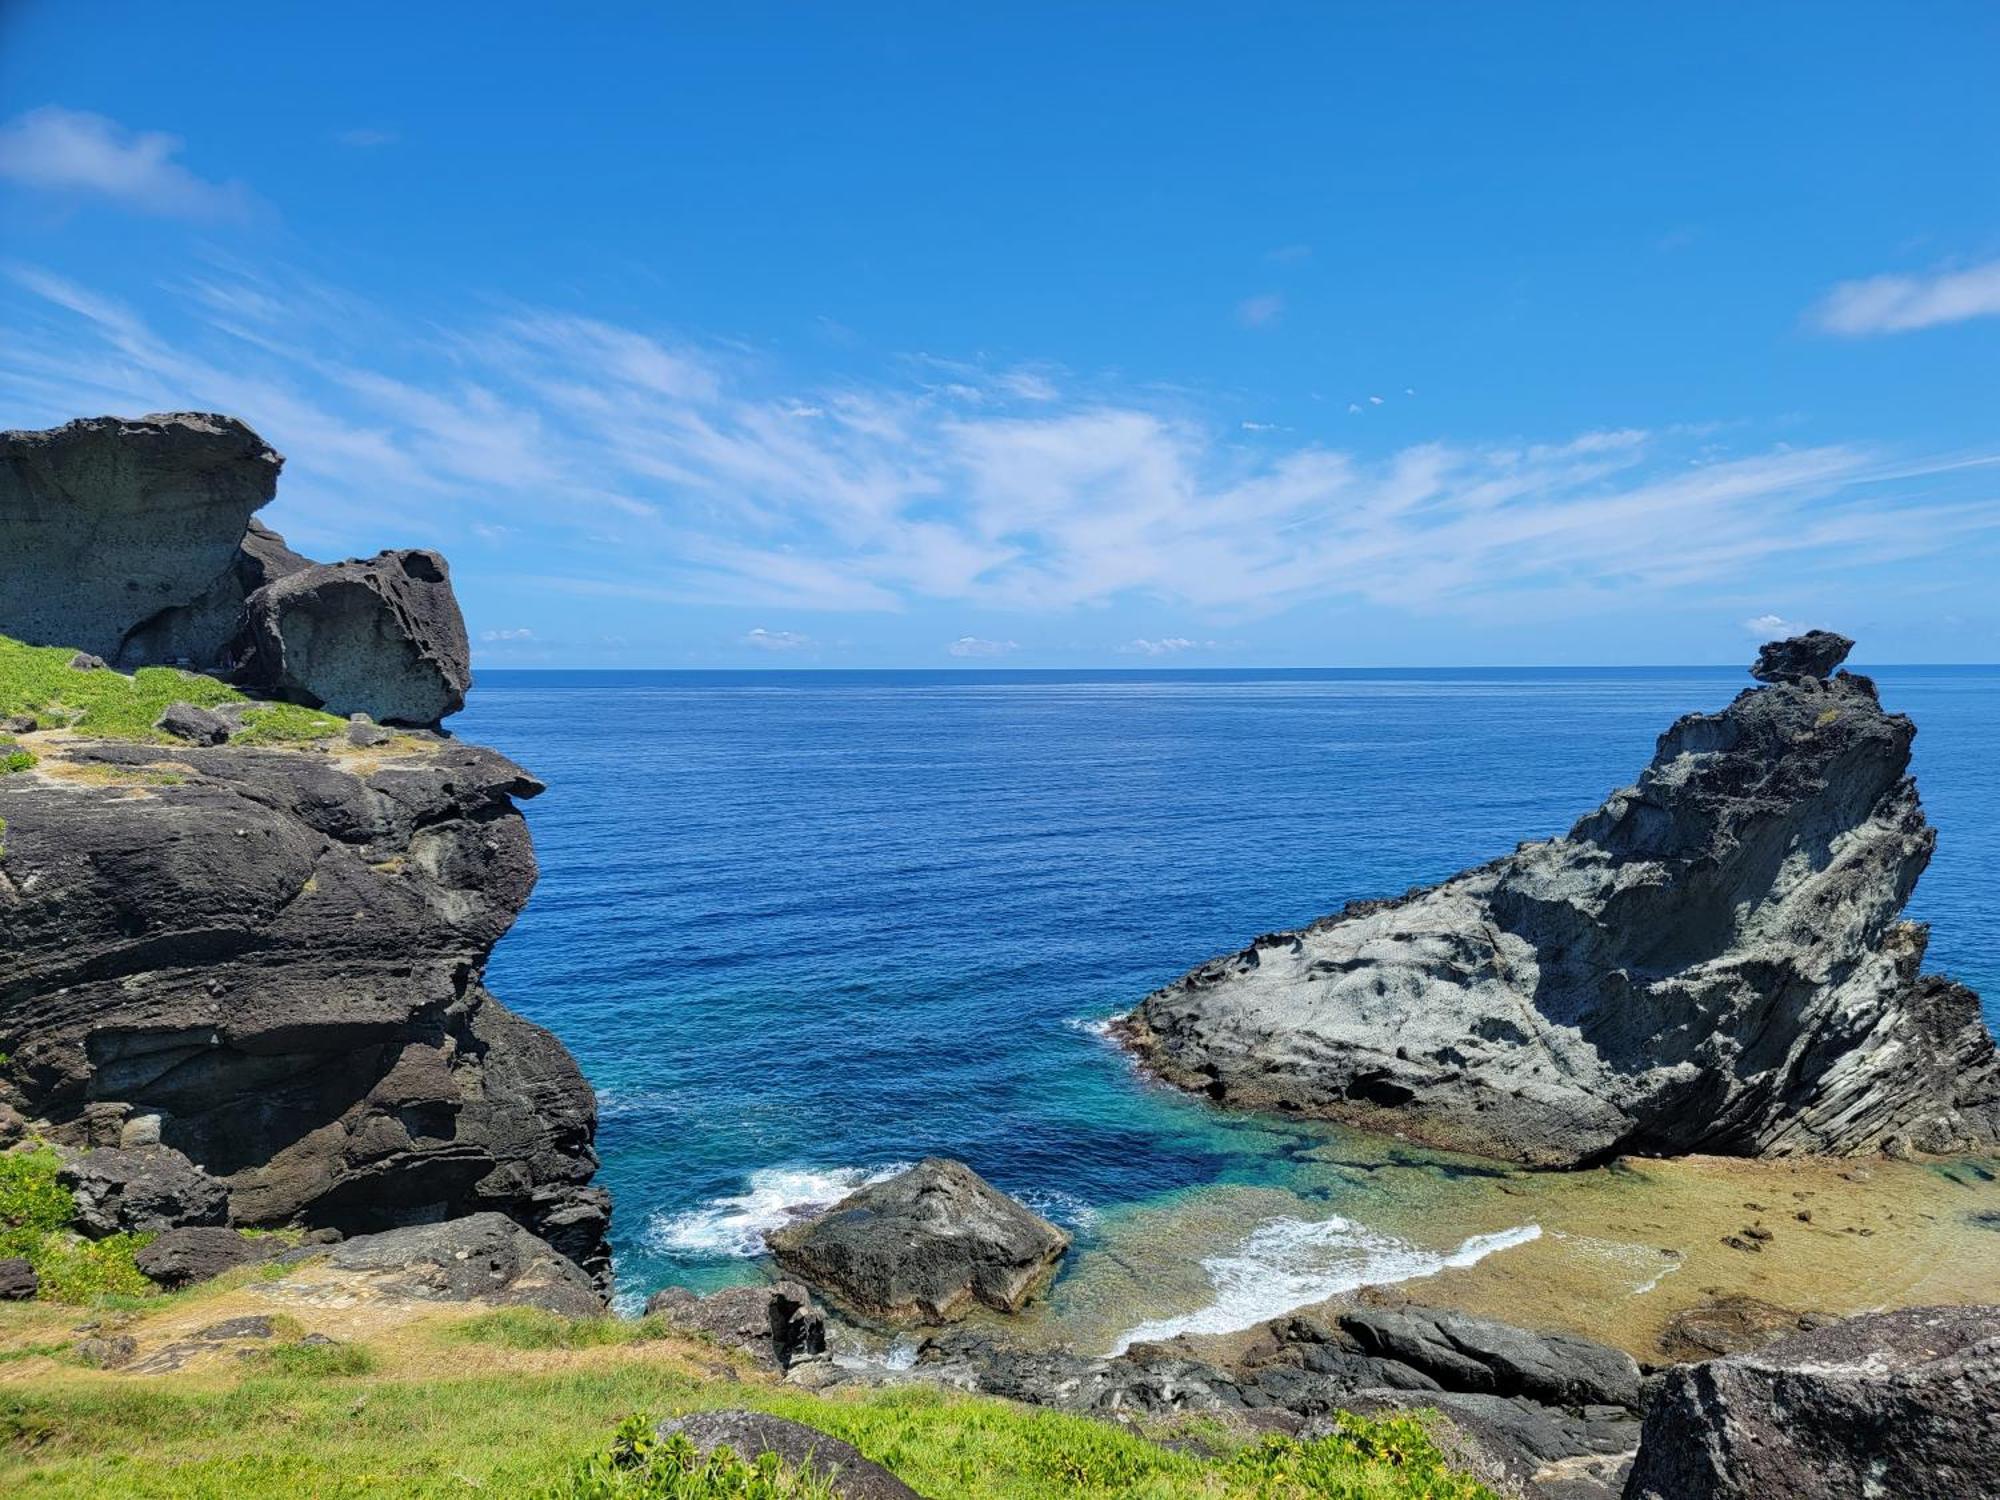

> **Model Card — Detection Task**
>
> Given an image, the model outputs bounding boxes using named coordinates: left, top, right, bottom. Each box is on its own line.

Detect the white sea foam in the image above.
left=1110, top=1216, right=1542, bottom=1354
left=1018, top=1187, right=1103, bottom=1233
left=1064, top=1015, right=1117, bottom=1039
left=645, top=1163, right=910, bottom=1259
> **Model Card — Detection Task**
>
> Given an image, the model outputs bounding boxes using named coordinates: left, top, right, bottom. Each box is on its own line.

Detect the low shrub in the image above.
left=248, top=1339, right=378, bottom=1378
left=542, top=1416, right=835, bottom=1500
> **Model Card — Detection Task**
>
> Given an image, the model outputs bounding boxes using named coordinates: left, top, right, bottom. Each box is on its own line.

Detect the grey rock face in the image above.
left=58, top=1145, right=229, bottom=1237
left=643, top=1280, right=828, bottom=1369
left=1750, top=628, right=1853, bottom=683
left=0, top=413, right=282, bottom=666
left=1624, top=1304, right=2000, bottom=1500
left=767, top=1158, right=1069, bottom=1324
left=238, top=550, right=471, bottom=726
left=656, top=1411, right=920, bottom=1500
left=0, top=735, right=607, bottom=1278
left=134, top=1227, right=284, bottom=1290
left=324, top=1212, right=603, bottom=1316
left=922, top=1304, right=1644, bottom=1497
left=154, top=700, right=233, bottom=746
left=1124, top=636, right=2000, bottom=1166
left=0, top=1257, right=36, bottom=1300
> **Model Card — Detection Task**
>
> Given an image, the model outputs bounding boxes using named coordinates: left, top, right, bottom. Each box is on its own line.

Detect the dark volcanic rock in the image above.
left=1750, top=628, right=1853, bottom=684
left=324, top=1212, right=603, bottom=1316
left=0, top=732, right=606, bottom=1277
left=1339, top=1305, right=1642, bottom=1411
left=0, top=1257, right=36, bottom=1300
left=73, top=1333, right=139, bottom=1369
left=134, top=1227, right=284, bottom=1290
left=767, top=1158, right=1069, bottom=1324
left=0, top=413, right=282, bottom=666
left=643, top=1280, right=828, bottom=1369
left=1656, top=1295, right=1826, bottom=1362
left=154, top=700, right=232, bottom=746
left=1624, top=1304, right=2000, bottom=1499
left=657, top=1411, right=920, bottom=1499
left=58, top=1145, right=229, bottom=1236
left=1124, top=633, right=2000, bottom=1166
left=237, top=549, right=471, bottom=726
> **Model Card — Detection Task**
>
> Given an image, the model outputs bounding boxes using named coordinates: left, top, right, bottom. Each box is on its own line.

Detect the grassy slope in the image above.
left=0, top=634, right=341, bottom=744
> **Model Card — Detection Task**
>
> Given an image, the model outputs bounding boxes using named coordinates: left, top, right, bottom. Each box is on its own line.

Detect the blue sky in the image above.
left=2, top=4, right=1996, bottom=667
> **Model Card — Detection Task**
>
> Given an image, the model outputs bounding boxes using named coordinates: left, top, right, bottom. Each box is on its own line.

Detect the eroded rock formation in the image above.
left=767, top=1157, right=1070, bottom=1324
left=0, top=409, right=607, bottom=1283
left=1123, top=635, right=2000, bottom=1166
left=0, top=412, right=468, bottom=727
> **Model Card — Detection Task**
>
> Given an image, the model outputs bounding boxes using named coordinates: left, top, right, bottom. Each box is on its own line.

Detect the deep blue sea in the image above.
left=454, top=667, right=2000, bottom=1320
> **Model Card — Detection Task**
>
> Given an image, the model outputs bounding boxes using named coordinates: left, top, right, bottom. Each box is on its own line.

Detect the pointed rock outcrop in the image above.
left=1122, top=635, right=2000, bottom=1166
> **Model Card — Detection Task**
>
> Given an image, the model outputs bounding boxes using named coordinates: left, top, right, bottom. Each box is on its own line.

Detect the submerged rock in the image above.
left=0, top=413, right=283, bottom=667
left=767, top=1158, right=1069, bottom=1324
left=1124, top=634, right=2000, bottom=1166
left=237, top=549, right=472, bottom=727
left=1624, top=1304, right=2000, bottom=1499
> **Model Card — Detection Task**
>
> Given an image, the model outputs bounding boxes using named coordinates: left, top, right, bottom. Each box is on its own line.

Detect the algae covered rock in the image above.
left=767, top=1157, right=1069, bottom=1324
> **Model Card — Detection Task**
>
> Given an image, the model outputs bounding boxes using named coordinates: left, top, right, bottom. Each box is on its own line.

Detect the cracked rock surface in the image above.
left=1123, top=635, right=2000, bottom=1166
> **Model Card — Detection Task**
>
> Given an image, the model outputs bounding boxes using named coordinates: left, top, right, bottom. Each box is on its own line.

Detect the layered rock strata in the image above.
left=1123, top=635, right=2000, bottom=1166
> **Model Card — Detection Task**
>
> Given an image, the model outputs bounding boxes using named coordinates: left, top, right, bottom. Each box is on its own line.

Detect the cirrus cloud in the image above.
left=0, top=106, right=251, bottom=219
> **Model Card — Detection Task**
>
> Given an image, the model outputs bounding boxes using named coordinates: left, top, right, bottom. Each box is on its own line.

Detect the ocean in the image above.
left=455, top=666, right=2000, bottom=1337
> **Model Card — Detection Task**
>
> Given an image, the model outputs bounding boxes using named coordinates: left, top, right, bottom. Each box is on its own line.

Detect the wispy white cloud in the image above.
left=947, top=636, right=1018, bottom=657
left=743, top=627, right=811, bottom=650
left=333, top=128, right=399, bottom=148
left=3, top=262, right=1995, bottom=635
left=1236, top=293, right=1284, bottom=328
left=1744, top=613, right=1806, bottom=637
left=1811, top=258, right=2000, bottom=335
left=1265, top=244, right=1312, bottom=264
left=1120, top=637, right=1216, bottom=656
left=480, top=627, right=535, bottom=641
left=0, top=107, right=250, bottom=219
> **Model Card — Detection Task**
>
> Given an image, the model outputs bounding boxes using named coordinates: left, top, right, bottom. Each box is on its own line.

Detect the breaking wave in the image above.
left=1110, top=1215, right=1541, bottom=1353
left=644, top=1163, right=910, bottom=1259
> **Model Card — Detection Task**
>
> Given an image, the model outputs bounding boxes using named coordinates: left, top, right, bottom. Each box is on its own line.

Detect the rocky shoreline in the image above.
left=4, top=409, right=1997, bottom=1497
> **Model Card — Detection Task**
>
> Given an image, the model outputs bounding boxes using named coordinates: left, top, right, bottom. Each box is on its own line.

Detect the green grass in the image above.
left=446, top=1308, right=672, bottom=1351
left=546, top=1418, right=836, bottom=1499
left=1, top=749, right=34, bottom=773
left=243, top=1339, right=378, bottom=1378
left=231, top=702, right=344, bottom=745
left=0, top=1361, right=1498, bottom=1499
left=0, top=1149, right=157, bottom=1303
left=0, top=635, right=246, bottom=740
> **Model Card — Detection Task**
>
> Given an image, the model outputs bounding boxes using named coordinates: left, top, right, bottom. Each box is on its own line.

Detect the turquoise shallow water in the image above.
left=453, top=666, right=2000, bottom=1312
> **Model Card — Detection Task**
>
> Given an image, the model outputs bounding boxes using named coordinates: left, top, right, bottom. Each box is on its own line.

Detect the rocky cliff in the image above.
left=0, top=412, right=607, bottom=1279
left=1123, top=634, right=2000, bottom=1167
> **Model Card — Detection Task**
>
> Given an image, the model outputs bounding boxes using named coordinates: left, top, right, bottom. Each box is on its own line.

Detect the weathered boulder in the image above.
left=1624, top=1305, right=2000, bottom=1499
left=134, top=1226, right=284, bottom=1289
left=1751, top=628, right=1854, bottom=683
left=656, top=1411, right=920, bottom=1499
left=154, top=700, right=232, bottom=746
left=0, top=734, right=607, bottom=1277
left=0, top=1257, right=36, bottom=1300
left=323, top=1213, right=603, bottom=1317
left=767, top=1158, right=1069, bottom=1324
left=237, top=550, right=471, bottom=726
left=1655, top=1295, right=1827, bottom=1362
left=643, top=1280, right=828, bottom=1369
left=0, top=413, right=283, bottom=667
left=1124, top=635, right=2000, bottom=1166
left=58, top=1145, right=229, bottom=1237
left=1340, top=1305, right=1642, bottom=1411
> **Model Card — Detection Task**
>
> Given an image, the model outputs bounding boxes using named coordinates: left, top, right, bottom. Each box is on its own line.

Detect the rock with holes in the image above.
left=58, top=1145, right=229, bottom=1236
left=1624, top=1304, right=2000, bottom=1499
left=1122, top=634, right=2000, bottom=1166
left=767, top=1158, right=1069, bottom=1324
left=0, top=413, right=287, bottom=667
left=237, top=550, right=471, bottom=726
